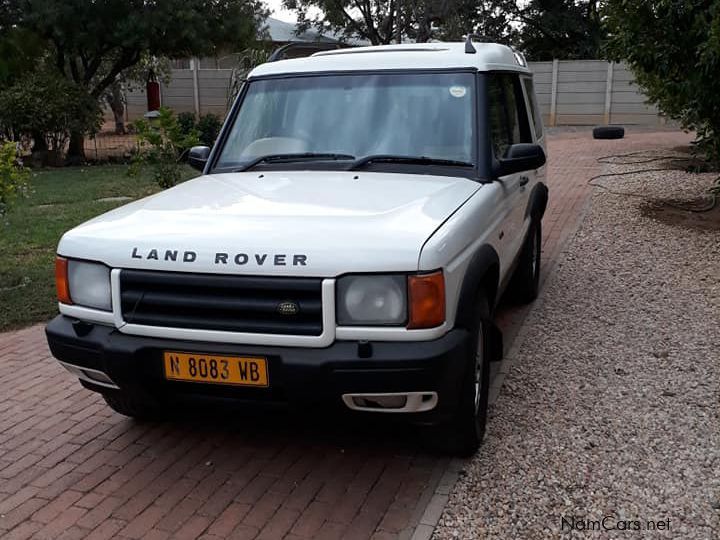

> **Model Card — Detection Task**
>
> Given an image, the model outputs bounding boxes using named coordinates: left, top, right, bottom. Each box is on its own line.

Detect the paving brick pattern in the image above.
left=0, top=130, right=692, bottom=539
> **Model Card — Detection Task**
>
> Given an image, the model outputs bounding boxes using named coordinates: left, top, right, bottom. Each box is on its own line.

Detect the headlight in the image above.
left=336, top=275, right=407, bottom=325
left=57, top=258, right=112, bottom=311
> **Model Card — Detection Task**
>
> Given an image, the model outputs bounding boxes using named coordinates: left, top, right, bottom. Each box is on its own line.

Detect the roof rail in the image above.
left=268, top=42, right=352, bottom=62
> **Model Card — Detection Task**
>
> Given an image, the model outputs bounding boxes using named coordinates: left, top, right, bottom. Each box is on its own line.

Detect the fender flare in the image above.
left=525, top=182, right=549, bottom=222
left=455, top=244, right=500, bottom=329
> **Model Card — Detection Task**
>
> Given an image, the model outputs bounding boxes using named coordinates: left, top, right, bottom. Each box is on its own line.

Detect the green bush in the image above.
left=131, top=107, right=200, bottom=189
left=606, top=1, right=720, bottom=165
left=177, top=112, right=197, bottom=138
left=0, top=69, right=102, bottom=165
left=0, top=141, right=30, bottom=217
left=197, top=113, right=223, bottom=147
left=175, top=112, right=222, bottom=147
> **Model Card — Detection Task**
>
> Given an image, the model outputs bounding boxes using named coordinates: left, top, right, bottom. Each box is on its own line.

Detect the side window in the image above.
left=487, top=74, right=533, bottom=159
left=523, top=78, right=543, bottom=139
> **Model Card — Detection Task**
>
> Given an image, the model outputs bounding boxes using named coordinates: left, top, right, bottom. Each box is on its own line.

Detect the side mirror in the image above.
left=494, top=143, right=546, bottom=177
left=188, top=146, right=211, bottom=172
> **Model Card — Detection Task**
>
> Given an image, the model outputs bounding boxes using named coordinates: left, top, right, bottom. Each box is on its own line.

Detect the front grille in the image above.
left=120, top=270, right=323, bottom=336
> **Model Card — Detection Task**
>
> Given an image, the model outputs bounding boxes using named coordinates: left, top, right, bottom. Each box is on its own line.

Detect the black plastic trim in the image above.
left=455, top=244, right=500, bottom=328
left=120, top=270, right=323, bottom=336
left=45, top=315, right=470, bottom=422
left=245, top=67, right=480, bottom=81
left=525, top=182, right=549, bottom=221
left=205, top=80, right=250, bottom=174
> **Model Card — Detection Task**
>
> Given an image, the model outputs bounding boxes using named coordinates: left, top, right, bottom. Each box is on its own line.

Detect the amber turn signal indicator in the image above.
left=408, top=271, right=445, bottom=329
left=55, top=256, right=72, bottom=305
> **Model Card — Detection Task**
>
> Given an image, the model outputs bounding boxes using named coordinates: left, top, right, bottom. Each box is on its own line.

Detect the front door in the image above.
left=487, top=73, right=536, bottom=274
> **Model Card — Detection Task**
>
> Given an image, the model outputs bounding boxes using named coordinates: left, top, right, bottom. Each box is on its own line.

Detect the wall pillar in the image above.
left=549, top=59, right=559, bottom=127
left=604, top=62, right=614, bottom=125
left=191, top=57, right=201, bottom=117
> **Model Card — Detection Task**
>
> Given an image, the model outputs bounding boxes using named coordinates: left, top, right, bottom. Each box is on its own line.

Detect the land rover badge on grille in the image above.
left=277, top=301, right=300, bottom=316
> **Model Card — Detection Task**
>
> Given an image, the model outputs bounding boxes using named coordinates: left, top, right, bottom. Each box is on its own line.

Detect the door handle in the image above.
left=519, top=176, right=530, bottom=187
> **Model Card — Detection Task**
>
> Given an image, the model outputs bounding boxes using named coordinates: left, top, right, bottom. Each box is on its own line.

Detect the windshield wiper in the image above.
left=234, top=152, right=356, bottom=172
left=348, top=154, right=474, bottom=171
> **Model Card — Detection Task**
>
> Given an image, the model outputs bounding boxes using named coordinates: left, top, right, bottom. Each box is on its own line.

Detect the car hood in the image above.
left=58, top=170, right=480, bottom=276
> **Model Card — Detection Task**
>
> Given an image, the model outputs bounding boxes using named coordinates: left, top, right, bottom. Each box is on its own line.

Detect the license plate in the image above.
left=163, top=352, right=268, bottom=387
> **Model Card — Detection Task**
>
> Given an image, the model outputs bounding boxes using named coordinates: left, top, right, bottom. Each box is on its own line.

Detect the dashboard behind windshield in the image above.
left=215, top=72, right=477, bottom=172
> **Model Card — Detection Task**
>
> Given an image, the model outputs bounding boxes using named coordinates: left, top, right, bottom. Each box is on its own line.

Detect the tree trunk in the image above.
left=107, top=82, right=126, bottom=134
left=66, top=131, right=86, bottom=165
left=31, top=132, right=47, bottom=153
left=416, top=19, right=432, bottom=43
left=30, top=131, right=49, bottom=167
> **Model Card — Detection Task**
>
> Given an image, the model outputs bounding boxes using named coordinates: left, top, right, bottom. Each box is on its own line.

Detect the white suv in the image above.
left=47, top=40, right=548, bottom=455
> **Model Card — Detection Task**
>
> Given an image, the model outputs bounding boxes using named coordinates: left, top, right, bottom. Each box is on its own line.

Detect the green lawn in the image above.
left=0, top=164, right=197, bottom=332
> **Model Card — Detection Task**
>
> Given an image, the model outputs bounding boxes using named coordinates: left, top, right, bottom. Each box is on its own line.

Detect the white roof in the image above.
left=249, top=42, right=530, bottom=79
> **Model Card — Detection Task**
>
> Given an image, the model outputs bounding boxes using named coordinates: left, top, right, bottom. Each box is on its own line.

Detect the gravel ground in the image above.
left=434, top=153, right=720, bottom=539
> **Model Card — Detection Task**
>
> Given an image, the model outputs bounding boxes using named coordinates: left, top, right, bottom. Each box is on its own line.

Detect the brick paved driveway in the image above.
left=0, top=129, right=692, bottom=540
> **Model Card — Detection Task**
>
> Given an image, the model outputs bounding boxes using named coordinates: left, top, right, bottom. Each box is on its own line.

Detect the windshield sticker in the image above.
left=449, top=86, right=467, bottom=98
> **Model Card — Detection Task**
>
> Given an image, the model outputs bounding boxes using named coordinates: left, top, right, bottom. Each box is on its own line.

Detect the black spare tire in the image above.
left=593, top=125, right=625, bottom=140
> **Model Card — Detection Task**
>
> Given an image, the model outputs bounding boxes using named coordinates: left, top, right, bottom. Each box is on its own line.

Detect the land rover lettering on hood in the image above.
left=46, top=40, right=548, bottom=457
left=129, top=248, right=309, bottom=267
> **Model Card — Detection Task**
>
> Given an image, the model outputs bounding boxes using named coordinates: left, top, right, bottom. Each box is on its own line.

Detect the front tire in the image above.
left=427, top=293, right=491, bottom=456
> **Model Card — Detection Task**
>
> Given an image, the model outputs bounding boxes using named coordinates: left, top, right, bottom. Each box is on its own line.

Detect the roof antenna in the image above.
left=465, top=34, right=476, bottom=54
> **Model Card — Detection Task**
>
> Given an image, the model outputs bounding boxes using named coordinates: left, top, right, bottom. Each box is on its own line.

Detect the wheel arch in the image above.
left=454, top=244, right=500, bottom=329
left=525, top=182, right=549, bottom=222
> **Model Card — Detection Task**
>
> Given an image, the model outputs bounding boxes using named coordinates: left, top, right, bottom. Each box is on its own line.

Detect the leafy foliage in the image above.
left=0, top=69, right=102, bottom=164
left=6, top=0, right=265, bottom=99
left=0, top=141, right=30, bottom=217
left=196, top=114, right=223, bottom=147
left=284, top=0, right=605, bottom=53
left=0, top=28, right=46, bottom=85
left=176, top=112, right=223, bottom=148
left=227, top=48, right=271, bottom=107
left=131, top=108, right=200, bottom=189
left=605, top=0, right=720, bottom=163
left=518, top=0, right=604, bottom=60
left=286, top=0, right=479, bottom=44
left=440, top=0, right=519, bottom=43
left=4, top=0, right=265, bottom=159
left=177, top=112, right=198, bottom=138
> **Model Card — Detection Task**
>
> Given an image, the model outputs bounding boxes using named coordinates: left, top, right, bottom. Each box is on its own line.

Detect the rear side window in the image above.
left=523, top=78, right=543, bottom=139
left=487, top=74, right=532, bottom=159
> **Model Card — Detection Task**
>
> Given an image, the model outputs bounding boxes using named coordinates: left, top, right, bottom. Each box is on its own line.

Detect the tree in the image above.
left=103, top=56, right=172, bottom=135
left=439, top=0, right=519, bottom=44
left=283, top=0, right=603, bottom=53
left=0, top=69, right=102, bottom=165
left=605, top=0, right=720, bottom=163
left=285, top=0, right=472, bottom=44
left=517, top=0, right=604, bottom=60
left=286, top=0, right=401, bottom=44
left=6, top=0, right=265, bottom=160
left=0, top=28, right=45, bottom=85
left=227, top=47, right=272, bottom=107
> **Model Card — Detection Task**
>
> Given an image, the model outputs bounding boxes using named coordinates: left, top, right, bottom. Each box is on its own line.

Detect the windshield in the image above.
left=215, top=72, right=476, bottom=171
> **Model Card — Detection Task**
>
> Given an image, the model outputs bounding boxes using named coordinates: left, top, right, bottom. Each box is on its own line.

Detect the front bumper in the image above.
left=46, top=315, right=470, bottom=423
